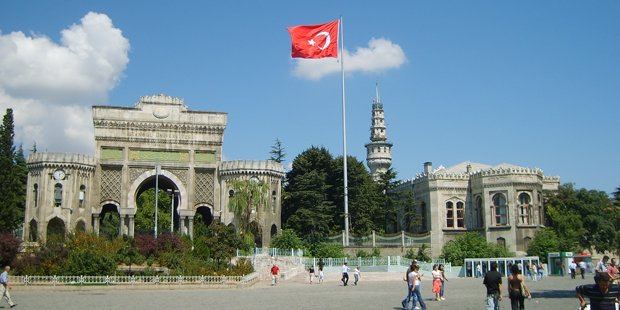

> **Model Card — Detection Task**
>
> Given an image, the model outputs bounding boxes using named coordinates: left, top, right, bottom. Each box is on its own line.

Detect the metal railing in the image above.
left=12, top=273, right=259, bottom=286
left=302, top=256, right=451, bottom=272
left=326, top=230, right=431, bottom=247
left=236, top=248, right=305, bottom=257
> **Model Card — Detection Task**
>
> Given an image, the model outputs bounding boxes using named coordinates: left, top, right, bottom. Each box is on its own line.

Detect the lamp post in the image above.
left=167, top=189, right=179, bottom=234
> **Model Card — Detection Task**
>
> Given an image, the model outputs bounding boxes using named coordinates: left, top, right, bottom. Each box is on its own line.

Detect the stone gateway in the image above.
left=23, top=94, right=284, bottom=246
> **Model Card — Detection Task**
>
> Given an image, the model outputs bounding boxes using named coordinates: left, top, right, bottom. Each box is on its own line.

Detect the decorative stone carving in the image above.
left=194, top=169, right=214, bottom=205
left=129, top=168, right=150, bottom=183
left=101, top=166, right=122, bottom=202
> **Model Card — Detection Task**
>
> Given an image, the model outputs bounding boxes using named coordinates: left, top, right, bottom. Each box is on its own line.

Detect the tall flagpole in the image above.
left=339, top=17, right=350, bottom=247
left=154, top=163, right=160, bottom=238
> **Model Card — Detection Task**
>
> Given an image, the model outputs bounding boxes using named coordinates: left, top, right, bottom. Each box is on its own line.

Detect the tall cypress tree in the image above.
left=0, top=109, right=23, bottom=232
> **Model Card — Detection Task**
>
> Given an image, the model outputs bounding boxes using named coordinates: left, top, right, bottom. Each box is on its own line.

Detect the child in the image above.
left=309, top=265, right=315, bottom=284
left=354, top=266, right=361, bottom=285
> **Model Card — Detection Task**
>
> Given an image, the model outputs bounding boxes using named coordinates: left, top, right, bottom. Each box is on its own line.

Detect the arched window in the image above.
left=29, top=219, right=38, bottom=242
left=446, top=201, right=454, bottom=228
left=497, top=237, right=506, bottom=248
left=271, top=190, right=277, bottom=214
left=491, top=193, right=508, bottom=226
left=79, top=185, right=86, bottom=208
left=33, top=184, right=39, bottom=208
left=518, top=193, right=531, bottom=225
left=456, top=201, right=465, bottom=228
left=54, top=183, right=63, bottom=207
left=475, top=196, right=484, bottom=228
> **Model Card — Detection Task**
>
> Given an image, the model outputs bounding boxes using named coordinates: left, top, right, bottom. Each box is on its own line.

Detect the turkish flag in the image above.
left=288, top=20, right=339, bottom=59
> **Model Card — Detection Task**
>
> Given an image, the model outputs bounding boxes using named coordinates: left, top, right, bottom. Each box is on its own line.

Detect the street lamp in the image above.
left=167, top=189, right=179, bottom=234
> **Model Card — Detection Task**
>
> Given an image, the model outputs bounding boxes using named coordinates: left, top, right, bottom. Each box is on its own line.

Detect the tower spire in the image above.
left=365, top=84, right=393, bottom=181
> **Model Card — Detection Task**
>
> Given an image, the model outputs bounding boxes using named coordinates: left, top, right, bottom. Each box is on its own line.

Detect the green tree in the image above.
left=0, top=109, right=23, bottom=232
left=269, top=138, right=286, bottom=163
left=526, top=227, right=559, bottom=264
left=377, top=168, right=401, bottom=233
left=198, top=222, right=243, bottom=269
left=331, top=156, right=384, bottom=236
left=134, top=188, right=172, bottom=235
left=227, top=178, right=269, bottom=236
left=270, top=229, right=306, bottom=250
left=545, top=183, right=618, bottom=253
left=441, top=232, right=512, bottom=266
left=283, top=147, right=337, bottom=243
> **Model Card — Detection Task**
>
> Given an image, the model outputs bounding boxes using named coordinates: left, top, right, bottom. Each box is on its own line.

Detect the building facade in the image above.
left=392, top=161, right=560, bottom=257
left=23, top=94, right=284, bottom=246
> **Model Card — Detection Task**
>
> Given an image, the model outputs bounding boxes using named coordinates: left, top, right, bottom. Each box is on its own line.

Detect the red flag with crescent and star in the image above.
left=288, top=20, right=339, bottom=59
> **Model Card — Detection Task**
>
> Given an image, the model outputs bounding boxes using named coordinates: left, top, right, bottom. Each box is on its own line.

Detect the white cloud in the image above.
left=292, top=38, right=406, bottom=80
left=0, top=12, right=129, bottom=154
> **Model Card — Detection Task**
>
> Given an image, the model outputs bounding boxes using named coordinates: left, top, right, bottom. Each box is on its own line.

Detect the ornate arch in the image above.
left=127, top=169, right=189, bottom=212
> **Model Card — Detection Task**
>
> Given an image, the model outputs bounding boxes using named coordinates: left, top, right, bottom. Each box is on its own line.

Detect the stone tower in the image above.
left=365, top=84, right=393, bottom=180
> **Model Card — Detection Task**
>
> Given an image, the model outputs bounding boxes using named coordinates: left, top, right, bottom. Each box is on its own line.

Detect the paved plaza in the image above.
left=6, top=272, right=593, bottom=309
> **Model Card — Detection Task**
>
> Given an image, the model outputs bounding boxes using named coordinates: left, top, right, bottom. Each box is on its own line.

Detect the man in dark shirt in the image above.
left=483, top=262, right=503, bottom=310
left=576, top=272, right=619, bottom=310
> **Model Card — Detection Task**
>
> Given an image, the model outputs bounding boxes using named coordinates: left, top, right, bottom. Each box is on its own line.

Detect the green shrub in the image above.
left=270, top=229, right=307, bottom=250
left=309, top=243, right=345, bottom=258
left=64, top=249, right=117, bottom=276
left=0, top=233, right=22, bottom=267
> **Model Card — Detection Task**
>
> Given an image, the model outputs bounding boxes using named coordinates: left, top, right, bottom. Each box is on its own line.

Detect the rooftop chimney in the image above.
left=424, top=162, right=432, bottom=174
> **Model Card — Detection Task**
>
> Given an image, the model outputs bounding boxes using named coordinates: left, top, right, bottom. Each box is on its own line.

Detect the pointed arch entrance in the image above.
left=47, top=217, right=65, bottom=242
left=125, top=169, right=189, bottom=237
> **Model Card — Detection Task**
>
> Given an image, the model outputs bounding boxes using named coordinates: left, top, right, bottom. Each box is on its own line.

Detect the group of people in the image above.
left=483, top=261, right=532, bottom=310
left=400, top=261, right=447, bottom=310
left=525, top=262, right=544, bottom=281
left=569, top=259, right=590, bottom=280
left=307, top=259, right=326, bottom=284
left=576, top=255, right=620, bottom=310
left=339, top=262, right=361, bottom=286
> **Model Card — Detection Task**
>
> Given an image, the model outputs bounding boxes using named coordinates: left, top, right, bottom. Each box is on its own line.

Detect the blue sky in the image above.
left=1, top=1, right=618, bottom=194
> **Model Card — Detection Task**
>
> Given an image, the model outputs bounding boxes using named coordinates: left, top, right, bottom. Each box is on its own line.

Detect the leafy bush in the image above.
left=0, top=233, right=21, bottom=267
left=65, top=249, right=117, bottom=275
left=156, top=233, right=187, bottom=254
left=135, top=234, right=158, bottom=258
left=441, top=232, right=514, bottom=266
left=309, top=242, right=345, bottom=258
left=526, top=228, right=560, bottom=263
left=270, top=229, right=306, bottom=250
left=355, top=249, right=371, bottom=257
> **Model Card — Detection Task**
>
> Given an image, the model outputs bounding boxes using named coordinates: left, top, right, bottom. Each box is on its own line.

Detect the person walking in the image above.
left=579, top=260, right=587, bottom=279
left=402, top=262, right=417, bottom=310
left=0, top=266, right=16, bottom=308
left=353, top=266, right=361, bottom=285
left=596, top=256, right=610, bottom=274
left=318, top=258, right=325, bottom=284
left=483, top=261, right=503, bottom=310
left=607, top=258, right=619, bottom=284
left=341, top=262, right=350, bottom=286
left=431, top=264, right=442, bottom=301
left=508, top=264, right=531, bottom=310
left=270, top=263, right=280, bottom=286
left=439, top=264, right=448, bottom=300
left=308, top=265, right=315, bottom=284
left=411, top=264, right=427, bottom=310
left=576, top=272, right=619, bottom=310
left=569, top=260, right=577, bottom=279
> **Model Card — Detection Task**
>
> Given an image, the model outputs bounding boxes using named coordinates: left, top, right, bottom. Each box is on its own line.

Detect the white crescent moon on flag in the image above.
left=314, top=32, right=331, bottom=50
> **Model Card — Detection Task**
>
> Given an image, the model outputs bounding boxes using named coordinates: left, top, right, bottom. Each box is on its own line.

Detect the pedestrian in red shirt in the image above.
left=270, top=264, right=280, bottom=286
